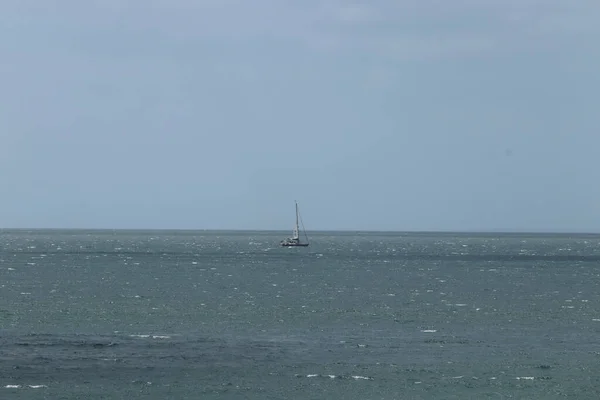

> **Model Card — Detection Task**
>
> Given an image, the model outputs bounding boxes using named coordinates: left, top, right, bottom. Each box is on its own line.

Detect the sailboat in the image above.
left=280, top=201, right=309, bottom=247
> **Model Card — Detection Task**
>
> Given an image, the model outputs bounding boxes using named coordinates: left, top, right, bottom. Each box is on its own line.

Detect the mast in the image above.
left=295, top=201, right=299, bottom=230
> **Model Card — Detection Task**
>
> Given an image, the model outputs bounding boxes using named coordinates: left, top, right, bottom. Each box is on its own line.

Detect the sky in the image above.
left=1, top=0, right=599, bottom=232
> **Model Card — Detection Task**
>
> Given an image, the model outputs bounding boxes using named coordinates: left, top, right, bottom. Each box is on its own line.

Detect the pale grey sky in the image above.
left=1, top=1, right=599, bottom=231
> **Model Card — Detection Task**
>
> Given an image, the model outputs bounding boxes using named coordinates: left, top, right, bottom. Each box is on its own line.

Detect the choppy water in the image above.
left=2, top=229, right=600, bottom=399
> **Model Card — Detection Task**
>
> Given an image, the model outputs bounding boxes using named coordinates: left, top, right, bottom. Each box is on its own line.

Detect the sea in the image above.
left=2, top=229, right=600, bottom=399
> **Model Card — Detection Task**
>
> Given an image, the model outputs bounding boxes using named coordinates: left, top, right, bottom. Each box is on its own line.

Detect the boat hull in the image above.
left=281, top=243, right=309, bottom=247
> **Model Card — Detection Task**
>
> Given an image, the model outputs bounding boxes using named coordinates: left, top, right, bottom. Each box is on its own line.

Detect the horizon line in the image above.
left=0, top=227, right=599, bottom=235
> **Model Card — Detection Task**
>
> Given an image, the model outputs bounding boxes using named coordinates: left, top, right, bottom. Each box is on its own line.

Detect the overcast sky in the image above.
left=1, top=0, right=599, bottom=231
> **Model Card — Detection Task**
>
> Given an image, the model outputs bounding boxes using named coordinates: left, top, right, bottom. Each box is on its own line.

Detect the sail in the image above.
left=293, top=201, right=300, bottom=238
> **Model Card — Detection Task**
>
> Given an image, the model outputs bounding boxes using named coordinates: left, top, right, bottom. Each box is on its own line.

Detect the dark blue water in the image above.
left=2, top=230, right=600, bottom=399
